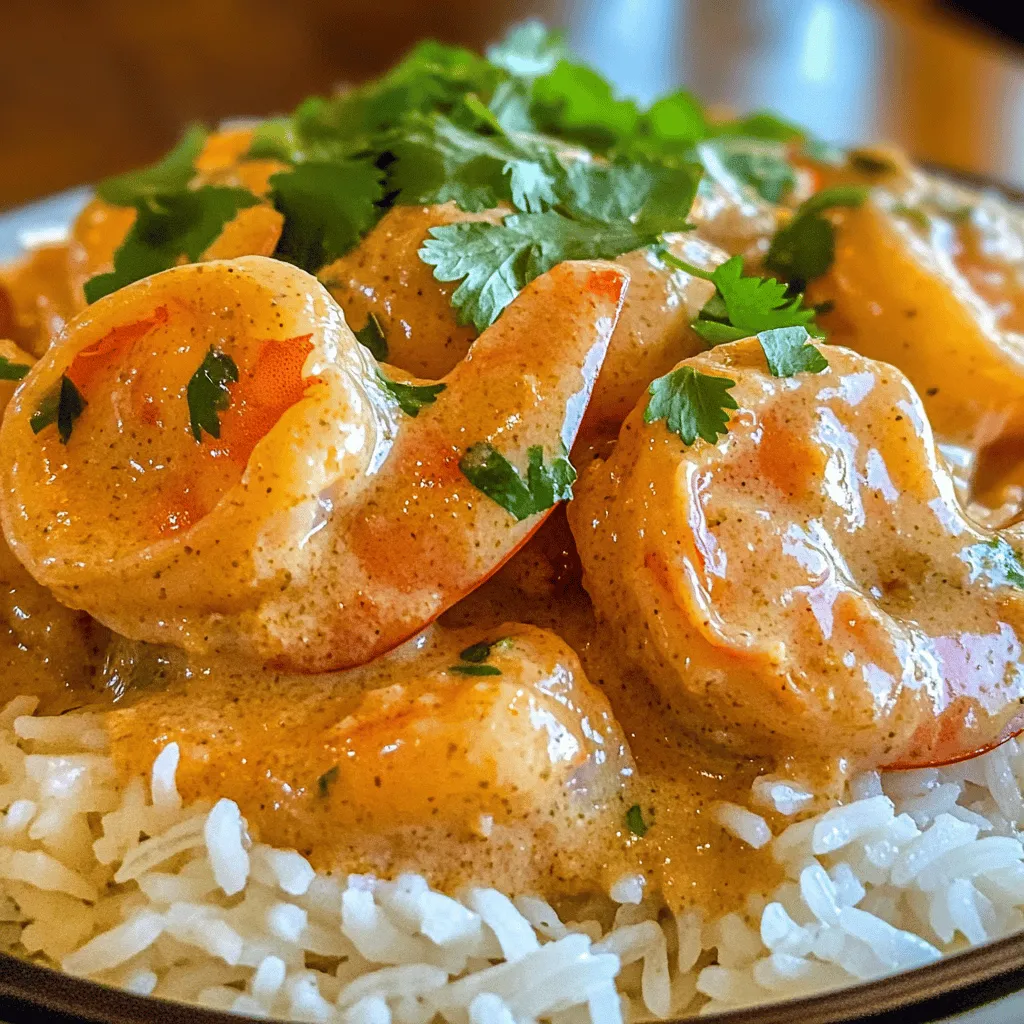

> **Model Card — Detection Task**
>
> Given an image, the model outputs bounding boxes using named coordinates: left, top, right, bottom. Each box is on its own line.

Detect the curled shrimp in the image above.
left=1, top=255, right=626, bottom=672
left=570, top=337, right=1024, bottom=770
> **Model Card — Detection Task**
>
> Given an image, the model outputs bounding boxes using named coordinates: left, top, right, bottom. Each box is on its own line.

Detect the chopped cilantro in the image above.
left=354, top=313, right=389, bottom=361
left=95, top=126, right=207, bottom=206
left=757, top=326, right=828, bottom=377
left=269, top=160, right=385, bottom=274
left=487, top=21, right=566, bottom=79
left=84, top=186, right=260, bottom=303
left=626, top=804, right=649, bottom=837
left=460, top=639, right=496, bottom=662
left=450, top=663, right=503, bottom=676
left=660, top=254, right=818, bottom=345
left=847, top=150, right=898, bottom=176
left=960, top=538, right=1024, bottom=590
left=460, top=442, right=576, bottom=521
left=0, top=356, right=30, bottom=381
left=377, top=372, right=445, bottom=417
left=713, top=110, right=803, bottom=143
left=699, top=138, right=796, bottom=204
left=30, top=375, right=86, bottom=444
left=420, top=186, right=696, bottom=332
left=386, top=112, right=558, bottom=213
left=765, top=185, right=869, bottom=287
left=187, top=347, right=239, bottom=443
left=645, top=366, right=737, bottom=446
left=317, top=765, right=339, bottom=797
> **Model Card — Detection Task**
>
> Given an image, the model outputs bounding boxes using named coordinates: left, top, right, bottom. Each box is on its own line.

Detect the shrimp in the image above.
left=807, top=181, right=1024, bottom=519
left=0, top=255, right=626, bottom=672
left=0, top=340, right=108, bottom=710
left=568, top=337, right=1024, bottom=769
left=322, top=202, right=724, bottom=451
left=105, top=623, right=634, bottom=886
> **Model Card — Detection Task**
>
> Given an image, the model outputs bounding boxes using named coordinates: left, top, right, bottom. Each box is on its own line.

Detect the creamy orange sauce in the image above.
left=3, top=135, right=1024, bottom=930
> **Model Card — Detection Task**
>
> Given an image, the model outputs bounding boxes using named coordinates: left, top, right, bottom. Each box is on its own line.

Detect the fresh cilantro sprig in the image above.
left=269, top=160, right=385, bottom=273
left=660, top=252, right=819, bottom=344
left=377, top=372, right=446, bottom=417
left=84, top=187, right=260, bottom=303
left=31, top=376, right=86, bottom=444
left=645, top=366, right=737, bottom=446
left=460, top=442, right=576, bottom=521
left=95, top=126, right=207, bottom=206
left=187, top=347, right=239, bottom=443
left=0, top=356, right=30, bottom=382
left=420, top=162, right=699, bottom=332
left=765, top=185, right=870, bottom=287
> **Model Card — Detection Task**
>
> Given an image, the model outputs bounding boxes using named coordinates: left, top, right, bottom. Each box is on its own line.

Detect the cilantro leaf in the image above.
left=487, top=21, right=566, bottom=79
left=531, top=61, right=641, bottom=153
left=187, top=347, right=239, bottom=442
left=354, top=313, right=388, bottom=361
left=317, top=765, right=339, bottom=797
left=420, top=195, right=694, bottom=332
left=765, top=185, right=869, bottom=286
left=84, top=186, right=260, bottom=303
left=960, top=537, right=1024, bottom=590
left=460, top=442, right=576, bottom=521
left=270, top=160, right=385, bottom=273
left=386, top=113, right=557, bottom=213
left=699, top=138, right=796, bottom=204
left=459, top=638, right=507, bottom=662
left=0, top=356, right=30, bottom=381
left=95, top=125, right=207, bottom=206
left=757, top=326, right=828, bottom=377
left=626, top=804, right=649, bottom=837
left=377, top=372, right=445, bottom=417
left=450, top=664, right=502, bottom=676
left=557, top=159, right=702, bottom=228
left=712, top=110, right=803, bottom=142
left=684, top=255, right=818, bottom=344
left=30, top=375, right=86, bottom=444
left=645, top=365, right=737, bottom=445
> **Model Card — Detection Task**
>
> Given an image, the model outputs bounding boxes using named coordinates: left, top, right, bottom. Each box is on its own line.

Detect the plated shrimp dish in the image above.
left=3, top=21, right=1024, bottom=1023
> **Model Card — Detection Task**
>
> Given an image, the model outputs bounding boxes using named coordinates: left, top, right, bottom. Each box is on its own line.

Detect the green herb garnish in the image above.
left=377, top=372, right=446, bottom=417
left=765, top=184, right=869, bottom=287
left=354, top=313, right=389, bottom=361
left=95, top=126, right=207, bottom=206
left=30, top=376, right=86, bottom=444
left=0, top=356, right=30, bottom=382
left=269, top=160, right=385, bottom=274
left=84, top=186, right=260, bottom=303
left=644, top=366, right=737, bottom=446
left=450, top=664, right=503, bottom=676
left=626, top=804, right=649, bottom=837
left=187, top=347, right=239, bottom=443
left=317, top=765, right=339, bottom=797
left=459, top=442, right=576, bottom=521
left=757, top=326, right=828, bottom=377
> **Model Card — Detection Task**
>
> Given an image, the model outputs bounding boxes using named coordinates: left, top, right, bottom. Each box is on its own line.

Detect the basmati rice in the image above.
left=6, top=697, right=1024, bottom=1020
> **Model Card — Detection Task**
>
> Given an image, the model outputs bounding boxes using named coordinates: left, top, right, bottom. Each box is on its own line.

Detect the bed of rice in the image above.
left=5, top=694, right=1024, bottom=1023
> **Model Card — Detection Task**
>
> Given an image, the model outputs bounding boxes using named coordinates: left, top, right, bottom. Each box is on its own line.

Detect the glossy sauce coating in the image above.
left=570, top=339, right=1024, bottom=768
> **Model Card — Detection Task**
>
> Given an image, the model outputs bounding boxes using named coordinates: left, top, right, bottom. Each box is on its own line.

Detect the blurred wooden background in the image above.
left=0, top=0, right=1021, bottom=210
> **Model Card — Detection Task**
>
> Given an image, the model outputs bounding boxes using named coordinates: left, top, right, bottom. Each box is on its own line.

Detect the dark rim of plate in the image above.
left=2, top=168, right=1024, bottom=1024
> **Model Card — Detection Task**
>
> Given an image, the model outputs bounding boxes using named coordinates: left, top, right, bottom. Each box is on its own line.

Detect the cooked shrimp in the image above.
left=0, top=340, right=108, bottom=710
left=569, top=338, right=1024, bottom=769
left=106, top=623, right=634, bottom=886
left=1, top=255, right=625, bottom=671
left=68, top=128, right=285, bottom=307
left=808, top=182, right=1024, bottom=517
left=322, top=202, right=724, bottom=451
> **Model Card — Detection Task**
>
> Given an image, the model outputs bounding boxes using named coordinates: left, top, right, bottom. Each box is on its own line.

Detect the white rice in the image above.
left=6, top=698, right=1024, bottom=1020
